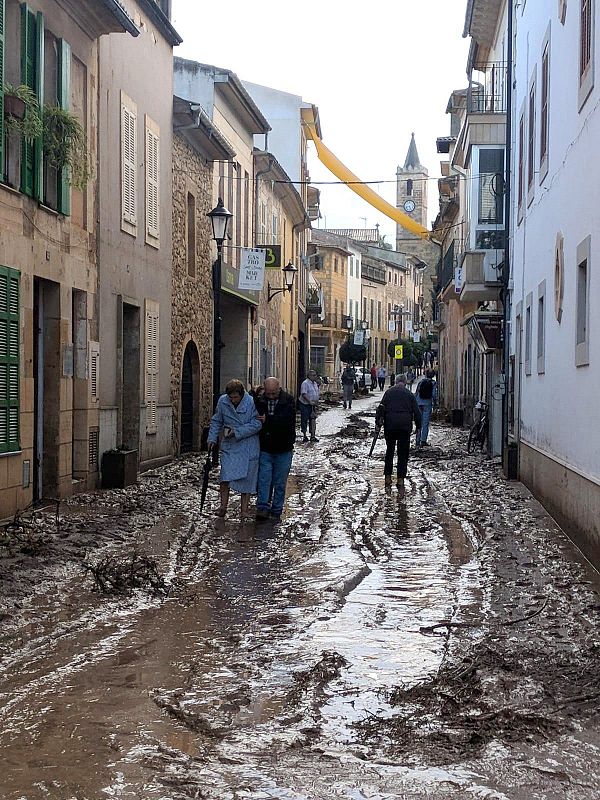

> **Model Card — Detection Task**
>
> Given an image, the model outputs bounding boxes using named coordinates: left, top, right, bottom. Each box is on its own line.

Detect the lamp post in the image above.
left=267, top=260, right=298, bottom=302
left=207, top=197, right=233, bottom=408
left=360, top=319, right=369, bottom=393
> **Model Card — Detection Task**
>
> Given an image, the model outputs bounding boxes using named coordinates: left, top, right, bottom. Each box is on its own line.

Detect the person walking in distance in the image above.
left=208, top=379, right=262, bottom=521
left=299, top=369, right=320, bottom=443
left=406, top=367, right=416, bottom=391
left=254, top=377, right=296, bottom=522
left=377, top=364, right=387, bottom=391
left=415, top=369, right=438, bottom=446
left=370, top=363, right=378, bottom=390
left=376, top=374, right=422, bottom=489
left=341, top=364, right=355, bottom=410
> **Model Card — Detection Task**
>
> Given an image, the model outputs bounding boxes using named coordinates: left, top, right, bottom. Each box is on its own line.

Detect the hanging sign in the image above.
left=405, top=320, right=413, bottom=333
left=353, top=330, right=365, bottom=345
left=394, top=344, right=404, bottom=360
left=239, top=248, right=266, bottom=290
left=388, top=320, right=396, bottom=332
left=257, top=244, right=282, bottom=269
left=413, top=331, right=421, bottom=343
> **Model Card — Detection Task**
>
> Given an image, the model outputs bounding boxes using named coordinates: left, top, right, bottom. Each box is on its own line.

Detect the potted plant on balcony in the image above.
left=42, top=104, right=90, bottom=189
left=3, top=84, right=43, bottom=140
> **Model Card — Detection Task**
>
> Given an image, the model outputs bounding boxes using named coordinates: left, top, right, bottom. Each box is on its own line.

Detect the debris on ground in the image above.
left=83, top=552, right=166, bottom=595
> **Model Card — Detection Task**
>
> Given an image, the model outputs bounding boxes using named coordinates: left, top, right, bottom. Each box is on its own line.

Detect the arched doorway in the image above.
left=180, top=340, right=200, bottom=452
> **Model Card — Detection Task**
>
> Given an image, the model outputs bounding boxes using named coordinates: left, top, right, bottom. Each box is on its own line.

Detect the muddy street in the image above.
left=2, top=397, right=600, bottom=799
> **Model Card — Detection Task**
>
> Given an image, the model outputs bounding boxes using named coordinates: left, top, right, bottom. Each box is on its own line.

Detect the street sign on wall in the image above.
left=394, top=344, right=404, bottom=360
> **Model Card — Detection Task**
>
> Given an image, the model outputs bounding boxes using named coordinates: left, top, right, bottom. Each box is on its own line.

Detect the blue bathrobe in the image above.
left=208, top=391, right=262, bottom=493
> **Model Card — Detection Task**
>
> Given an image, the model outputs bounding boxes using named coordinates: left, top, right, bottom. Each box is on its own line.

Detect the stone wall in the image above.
left=171, top=133, right=214, bottom=453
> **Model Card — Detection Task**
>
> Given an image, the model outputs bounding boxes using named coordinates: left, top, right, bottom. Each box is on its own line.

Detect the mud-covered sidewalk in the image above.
left=1, top=396, right=600, bottom=799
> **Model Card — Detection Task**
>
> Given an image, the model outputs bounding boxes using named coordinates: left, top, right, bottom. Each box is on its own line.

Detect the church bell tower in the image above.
left=396, top=133, right=428, bottom=249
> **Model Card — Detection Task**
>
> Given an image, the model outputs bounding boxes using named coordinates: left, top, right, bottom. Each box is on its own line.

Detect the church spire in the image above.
left=403, top=132, right=422, bottom=170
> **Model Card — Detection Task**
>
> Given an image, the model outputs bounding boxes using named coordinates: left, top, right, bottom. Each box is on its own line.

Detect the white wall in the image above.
left=243, top=81, right=302, bottom=183
left=347, top=246, right=362, bottom=324
left=510, top=2, right=600, bottom=480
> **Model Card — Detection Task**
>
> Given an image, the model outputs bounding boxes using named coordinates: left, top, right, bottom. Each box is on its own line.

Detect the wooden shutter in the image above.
left=121, top=92, right=137, bottom=229
left=20, top=3, right=36, bottom=196
left=145, top=116, right=160, bottom=244
left=0, top=0, right=5, bottom=176
left=57, top=39, right=71, bottom=215
left=0, top=267, right=20, bottom=454
left=144, top=301, right=159, bottom=433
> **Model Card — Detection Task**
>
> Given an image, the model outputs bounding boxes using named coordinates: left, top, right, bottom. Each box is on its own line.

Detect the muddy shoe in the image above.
left=384, top=475, right=392, bottom=487
left=302, top=435, right=309, bottom=443
left=343, top=402, right=347, bottom=409
left=255, top=509, right=270, bottom=522
left=397, top=478, right=405, bottom=488
left=214, top=507, right=227, bottom=517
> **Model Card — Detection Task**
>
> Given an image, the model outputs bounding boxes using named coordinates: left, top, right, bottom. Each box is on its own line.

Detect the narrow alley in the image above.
left=1, top=398, right=600, bottom=799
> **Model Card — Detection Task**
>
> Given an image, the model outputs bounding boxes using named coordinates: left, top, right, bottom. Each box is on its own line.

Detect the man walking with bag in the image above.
left=415, top=369, right=438, bottom=446
left=376, top=374, right=421, bottom=489
left=254, top=377, right=296, bottom=521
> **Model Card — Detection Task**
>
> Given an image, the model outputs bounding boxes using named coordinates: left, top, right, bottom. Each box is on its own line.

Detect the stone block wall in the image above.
left=171, top=133, right=214, bottom=453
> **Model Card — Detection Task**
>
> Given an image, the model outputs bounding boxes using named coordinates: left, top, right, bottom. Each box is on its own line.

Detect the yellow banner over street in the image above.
left=395, top=344, right=404, bottom=360
left=303, top=123, right=430, bottom=239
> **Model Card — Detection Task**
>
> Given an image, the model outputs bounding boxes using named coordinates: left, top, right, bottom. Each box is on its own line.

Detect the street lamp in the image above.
left=207, top=197, right=233, bottom=408
left=360, top=320, right=369, bottom=393
left=268, top=260, right=298, bottom=302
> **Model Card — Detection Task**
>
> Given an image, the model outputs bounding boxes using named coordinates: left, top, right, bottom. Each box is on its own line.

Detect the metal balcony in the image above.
left=467, top=62, right=507, bottom=114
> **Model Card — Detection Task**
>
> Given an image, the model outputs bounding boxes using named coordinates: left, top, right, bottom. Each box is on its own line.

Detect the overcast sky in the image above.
left=172, top=0, right=470, bottom=246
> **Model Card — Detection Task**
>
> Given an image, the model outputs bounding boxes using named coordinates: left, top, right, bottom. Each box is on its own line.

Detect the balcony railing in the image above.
left=467, top=62, right=507, bottom=114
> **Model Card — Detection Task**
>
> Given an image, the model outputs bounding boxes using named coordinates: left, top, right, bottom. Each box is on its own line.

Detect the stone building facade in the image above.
left=170, top=114, right=233, bottom=453
left=0, top=0, right=138, bottom=516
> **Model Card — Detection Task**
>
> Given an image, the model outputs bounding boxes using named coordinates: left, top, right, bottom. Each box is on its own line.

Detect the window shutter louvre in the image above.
left=145, top=117, right=160, bottom=242
left=121, top=94, right=137, bottom=227
left=89, top=341, right=99, bottom=401
left=0, top=267, right=20, bottom=453
left=57, top=38, right=71, bottom=215
left=20, top=3, right=36, bottom=196
left=33, top=10, right=44, bottom=202
left=144, top=301, right=159, bottom=433
left=0, top=0, right=5, bottom=177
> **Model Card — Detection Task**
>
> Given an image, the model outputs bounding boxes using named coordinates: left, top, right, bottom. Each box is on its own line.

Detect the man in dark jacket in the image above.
left=254, top=377, right=296, bottom=521
left=376, top=374, right=422, bottom=488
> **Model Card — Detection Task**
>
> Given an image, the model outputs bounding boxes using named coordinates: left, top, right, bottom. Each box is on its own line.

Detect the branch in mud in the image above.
left=419, top=598, right=549, bottom=636
left=83, top=552, right=166, bottom=596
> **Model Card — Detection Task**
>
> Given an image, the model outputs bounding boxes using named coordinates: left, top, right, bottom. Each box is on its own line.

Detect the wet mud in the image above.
left=1, top=396, right=600, bottom=798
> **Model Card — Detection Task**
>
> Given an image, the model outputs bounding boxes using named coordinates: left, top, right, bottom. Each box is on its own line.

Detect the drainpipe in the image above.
left=501, top=0, right=514, bottom=474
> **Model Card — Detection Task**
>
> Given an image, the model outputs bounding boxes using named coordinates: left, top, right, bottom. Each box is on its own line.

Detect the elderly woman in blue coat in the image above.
left=208, top=379, right=263, bottom=520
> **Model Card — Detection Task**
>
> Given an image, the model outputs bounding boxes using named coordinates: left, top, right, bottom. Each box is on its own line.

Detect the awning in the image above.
left=303, top=123, right=429, bottom=239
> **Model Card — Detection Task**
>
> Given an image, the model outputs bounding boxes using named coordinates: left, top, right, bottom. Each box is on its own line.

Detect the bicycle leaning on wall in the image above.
left=467, top=400, right=489, bottom=453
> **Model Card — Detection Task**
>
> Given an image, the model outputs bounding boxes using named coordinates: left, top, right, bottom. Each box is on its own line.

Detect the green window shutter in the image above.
left=57, top=38, right=71, bottom=215
left=0, top=267, right=20, bottom=454
left=0, top=0, right=5, bottom=180
left=34, top=10, right=44, bottom=202
left=20, top=3, right=35, bottom=196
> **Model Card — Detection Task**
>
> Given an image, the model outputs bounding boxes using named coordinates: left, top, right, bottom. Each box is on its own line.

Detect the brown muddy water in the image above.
left=1, top=397, right=600, bottom=799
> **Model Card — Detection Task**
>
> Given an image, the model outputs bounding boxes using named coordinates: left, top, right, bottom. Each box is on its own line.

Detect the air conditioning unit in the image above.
left=483, top=249, right=504, bottom=282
